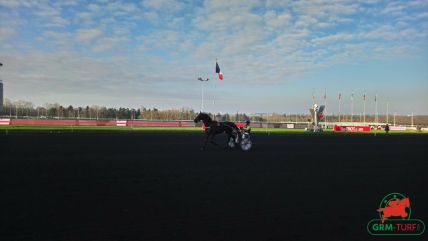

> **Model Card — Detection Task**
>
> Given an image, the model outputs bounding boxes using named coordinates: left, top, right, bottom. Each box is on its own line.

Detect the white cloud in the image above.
left=358, top=25, right=396, bottom=40
left=264, top=11, right=293, bottom=30
left=93, top=37, right=124, bottom=52
left=35, top=3, right=70, bottom=27
left=88, top=3, right=101, bottom=12
left=293, top=0, right=360, bottom=19
left=76, top=12, right=95, bottom=25
left=0, top=0, right=40, bottom=8
left=382, top=1, right=406, bottom=15
left=193, top=1, right=262, bottom=34
left=265, top=0, right=293, bottom=9
left=312, top=33, right=355, bottom=45
left=0, top=50, right=162, bottom=107
left=106, top=1, right=139, bottom=16
left=417, top=12, right=428, bottom=19
left=142, top=11, right=160, bottom=22
left=2, top=0, right=428, bottom=112
left=42, top=31, right=73, bottom=49
left=142, top=0, right=185, bottom=12
left=139, top=31, right=180, bottom=50
left=382, top=0, right=428, bottom=17
left=107, top=1, right=138, bottom=12
left=295, top=15, right=318, bottom=28
left=53, top=0, right=79, bottom=7
left=75, top=28, right=103, bottom=43
left=0, top=27, right=16, bottom=40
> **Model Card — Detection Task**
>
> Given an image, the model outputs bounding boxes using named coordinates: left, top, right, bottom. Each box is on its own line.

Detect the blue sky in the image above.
left=0, top=0, right=427, bottom=114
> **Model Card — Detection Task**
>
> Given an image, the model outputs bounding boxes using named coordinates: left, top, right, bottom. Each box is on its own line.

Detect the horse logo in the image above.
left=367, top=193, right=425, bottom=236
left=377, top=195, right=410, bottom=223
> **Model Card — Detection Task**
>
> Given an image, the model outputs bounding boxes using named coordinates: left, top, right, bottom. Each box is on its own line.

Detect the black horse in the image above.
left=194, top=112, right=240, bottom=150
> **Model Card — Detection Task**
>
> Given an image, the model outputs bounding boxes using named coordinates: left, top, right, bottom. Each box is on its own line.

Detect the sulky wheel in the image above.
left=240, top=138, right=252, bottom=151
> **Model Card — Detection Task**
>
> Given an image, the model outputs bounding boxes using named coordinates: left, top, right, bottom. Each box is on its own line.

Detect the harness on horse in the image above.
left=221, top=122, right=240, bottom=142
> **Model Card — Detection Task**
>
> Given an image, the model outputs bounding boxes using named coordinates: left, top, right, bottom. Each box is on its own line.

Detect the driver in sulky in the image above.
left=241, top=120, right=251, bottom=133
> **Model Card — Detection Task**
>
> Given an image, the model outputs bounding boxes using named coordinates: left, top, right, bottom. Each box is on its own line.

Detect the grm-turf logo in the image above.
left=367, top=192, right=425, bottom=236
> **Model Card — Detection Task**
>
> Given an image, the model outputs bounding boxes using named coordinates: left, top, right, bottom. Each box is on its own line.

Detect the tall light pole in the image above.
left=312, top=89, right=315, bottom=106
left=386, top=102, right=389, bottom=124
left=198, top=77, right=209, bottom=112
left=324, top=89, right=327, bottom=128
left=394, top=112, right=396, bottom=126
left=0, top=62, right=3, bottom=113
left=363, top=92, right=366, bottom=124
left=375, top=94, right=378, bottom=123
left=338, top=92, right=342, bottom=123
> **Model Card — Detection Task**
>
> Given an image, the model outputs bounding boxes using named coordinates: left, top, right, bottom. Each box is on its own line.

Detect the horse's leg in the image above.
left=210, top=134, right=220, bottom=147
left=234, top=128, right=241, bottom=143
left=201, top=128, right=216, bottom=150
left=201, top=133, right=210, bottom=151
left=225, top=130, right=233, bottom=149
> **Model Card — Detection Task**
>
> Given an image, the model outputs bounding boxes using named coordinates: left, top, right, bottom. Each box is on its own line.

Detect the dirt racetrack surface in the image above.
left=1, top=132, right=427, bottom=241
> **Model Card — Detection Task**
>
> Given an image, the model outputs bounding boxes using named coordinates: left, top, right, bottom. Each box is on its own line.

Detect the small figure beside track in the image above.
left=385, top=124, right=390, bottom=134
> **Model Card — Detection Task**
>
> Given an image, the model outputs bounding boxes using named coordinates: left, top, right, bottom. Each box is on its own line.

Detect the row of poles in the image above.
left=314, top=90, right=414, bottom=125
left=198, top=81, right=415, bottom=126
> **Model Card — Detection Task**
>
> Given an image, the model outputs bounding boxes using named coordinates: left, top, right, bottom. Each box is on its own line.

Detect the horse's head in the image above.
left=401, top=197, right=410, bottom=207
left=194, top=112, right=212, bottom=125
left=194, top=112, right=202, bottom=123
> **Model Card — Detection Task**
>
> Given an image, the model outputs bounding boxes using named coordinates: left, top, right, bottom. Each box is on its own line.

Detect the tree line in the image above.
left=1, top=99, right=427, bottom=125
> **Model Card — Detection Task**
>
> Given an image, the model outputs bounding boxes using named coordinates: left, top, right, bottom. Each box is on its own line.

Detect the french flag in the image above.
left=216, top=61, right=223, bottom=80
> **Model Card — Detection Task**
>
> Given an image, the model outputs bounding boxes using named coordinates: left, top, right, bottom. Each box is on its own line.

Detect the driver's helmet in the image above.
left=245, top=120, right=250, bottom=125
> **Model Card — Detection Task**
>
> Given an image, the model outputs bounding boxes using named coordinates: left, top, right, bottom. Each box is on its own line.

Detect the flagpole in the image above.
left=312, top=89, right=315, bottom=106
left=324, top=89, right=327, bottom=128
left=375, top=94, right=378, bottom=123
left=202, top=82, right=204, bottom=111
left=338, top=92, right=341, bottom=123
left=351, top=92, right=354, bottom=123
left=386, top=102, right=389, bottom=124
left=363, top=92, right=366, bottom=124
left=394, top=112, right=396, bottom=126
left=198, top=77, right=209, bottom=112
